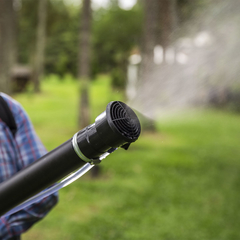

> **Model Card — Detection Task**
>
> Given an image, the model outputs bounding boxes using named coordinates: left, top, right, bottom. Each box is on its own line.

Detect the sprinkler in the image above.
left=0, top=101, right=141, bottom=216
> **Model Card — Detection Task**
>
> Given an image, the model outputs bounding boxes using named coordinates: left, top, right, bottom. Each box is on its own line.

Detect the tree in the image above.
left=141, top=0, right=178, bottom=78
left=78, top=0, right=92, bottom=128
left=0, top=0, right=17, bottom=94
left=158, top=0, right=178, bottom=60
left=141, top=0, right=159, bottom=76
left=17, top=0, right=143, bottom=80
left=33, top=0, right=48, bottom=92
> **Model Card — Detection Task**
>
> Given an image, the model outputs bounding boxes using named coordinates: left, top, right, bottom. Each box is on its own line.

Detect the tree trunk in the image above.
left=78, top=0, right=100, bottom=178
left=158, top=0, right=178, bottom=62
left=33, top=0, right=47, bottom=93
left=0, top=0, right=16, bottom=94
left=78, top=0, right=92, bottom=129
left=140, top=0, right=159, bottom=80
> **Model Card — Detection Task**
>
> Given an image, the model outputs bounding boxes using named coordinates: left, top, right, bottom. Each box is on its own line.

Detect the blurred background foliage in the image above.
left=17, top=0, right=145, bottom=85
left=16, top=0, right=205, bottom=87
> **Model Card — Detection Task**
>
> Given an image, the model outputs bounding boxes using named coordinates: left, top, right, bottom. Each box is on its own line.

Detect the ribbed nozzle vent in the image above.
left=110, top=101, right=141, bottom=140
left=84, top=100, right=141, bottom=158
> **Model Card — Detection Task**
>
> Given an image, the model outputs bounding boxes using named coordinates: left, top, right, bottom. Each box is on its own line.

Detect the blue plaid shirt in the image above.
left=0, top=93, right=58, bottom=240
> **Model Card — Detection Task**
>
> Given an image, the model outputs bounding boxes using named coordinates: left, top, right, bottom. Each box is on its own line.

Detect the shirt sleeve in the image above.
left=0, top=94, right=58, bottom=239
left=0, top=195, right=58, bottom=239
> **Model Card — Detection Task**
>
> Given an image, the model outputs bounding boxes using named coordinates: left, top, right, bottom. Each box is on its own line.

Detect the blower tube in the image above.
left=0, top=101, right=141, bottom=216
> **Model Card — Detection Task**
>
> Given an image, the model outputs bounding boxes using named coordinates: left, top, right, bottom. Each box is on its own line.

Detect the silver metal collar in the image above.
left=72, top=132, right=92, bottom=163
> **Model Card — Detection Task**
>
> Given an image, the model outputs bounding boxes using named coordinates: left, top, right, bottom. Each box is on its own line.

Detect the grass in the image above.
left=12, top=75, right=240, bottom=240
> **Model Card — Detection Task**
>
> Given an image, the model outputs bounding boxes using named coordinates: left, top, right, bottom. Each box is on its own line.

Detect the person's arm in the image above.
left=0, top=94, right=58, bottom=239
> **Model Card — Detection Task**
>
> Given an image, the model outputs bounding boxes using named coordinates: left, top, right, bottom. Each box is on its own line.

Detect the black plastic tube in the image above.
left=0, top=101, right=141, bottom=216
left=0, top=140, right=84, bottom=216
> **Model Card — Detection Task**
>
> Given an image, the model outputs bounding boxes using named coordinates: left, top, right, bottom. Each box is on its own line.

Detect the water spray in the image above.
left=0, top=101, right=141, bottom=217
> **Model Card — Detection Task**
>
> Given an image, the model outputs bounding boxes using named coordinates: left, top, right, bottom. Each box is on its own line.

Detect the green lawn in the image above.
left=13, top=75, right=240, bottom=240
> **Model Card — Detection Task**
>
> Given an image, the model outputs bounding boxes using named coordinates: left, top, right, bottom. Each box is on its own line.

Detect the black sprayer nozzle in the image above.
left=0, top=101, right=141, bottom=216
left=76, top=101, right=141, bottom=159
